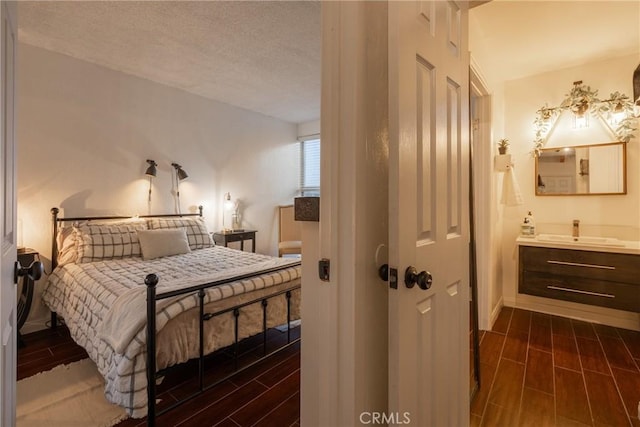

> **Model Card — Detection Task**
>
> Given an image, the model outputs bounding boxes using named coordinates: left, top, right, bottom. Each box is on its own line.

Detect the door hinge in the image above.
left=472, top=118, right=480, bottom=131
left=318, top=258, right=330, bottom=282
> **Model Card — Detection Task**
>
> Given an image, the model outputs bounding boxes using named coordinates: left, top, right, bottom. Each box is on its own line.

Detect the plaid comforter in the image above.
left=41, top=246, right=301, bottom=417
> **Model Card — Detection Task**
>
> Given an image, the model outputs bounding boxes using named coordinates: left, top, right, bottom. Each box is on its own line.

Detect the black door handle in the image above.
left=404, top=266, right=433, bottom=290
left=378, top=264, right=389, bottom=281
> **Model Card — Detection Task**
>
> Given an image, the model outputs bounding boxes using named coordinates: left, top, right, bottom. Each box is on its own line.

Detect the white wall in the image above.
left=501, top=54, right=640, bottom=329
left=17, top=43, right=301, bottom=331
left=297, top=119, right=320, bottom=140
left=302, top=2, right=389, bottom=425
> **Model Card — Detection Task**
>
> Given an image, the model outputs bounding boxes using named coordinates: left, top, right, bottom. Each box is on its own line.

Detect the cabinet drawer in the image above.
left=520, top=246, right=640, bottom=285
left=520, top=271, right=640, bottom=313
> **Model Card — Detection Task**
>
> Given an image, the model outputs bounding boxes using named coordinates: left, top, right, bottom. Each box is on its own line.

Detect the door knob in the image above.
left=404, top=266, right=433, bottom=290
left=378, top=264, right=389, bottom=281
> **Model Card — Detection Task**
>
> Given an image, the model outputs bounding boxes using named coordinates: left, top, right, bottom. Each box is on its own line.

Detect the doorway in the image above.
left=469, top=63, right=494, bottom=401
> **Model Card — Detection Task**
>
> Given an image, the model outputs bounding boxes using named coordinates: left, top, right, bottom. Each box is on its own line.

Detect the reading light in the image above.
left=172, top=163, right=188, bottom=181
left=171, top=163, right=189, bottom=214
left=145, top=159, right=157, bottom=205
left=145, top=159, right=157, bottom=177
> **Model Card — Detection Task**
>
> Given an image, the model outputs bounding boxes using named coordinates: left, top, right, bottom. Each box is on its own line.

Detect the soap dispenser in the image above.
left=520, top=216, right=531, bottom=237
left=521, top=211, right=535, bottom=237
left=525, top=211, right=536, bottom=236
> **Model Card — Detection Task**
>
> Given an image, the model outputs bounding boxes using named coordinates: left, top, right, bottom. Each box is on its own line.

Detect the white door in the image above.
left=388, top=2, right=470, bottom=426
left=0, top=1, right=17, bottom=425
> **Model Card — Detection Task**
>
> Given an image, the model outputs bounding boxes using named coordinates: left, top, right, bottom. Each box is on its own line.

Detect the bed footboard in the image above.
left=145, top=262, right=301, bottom=426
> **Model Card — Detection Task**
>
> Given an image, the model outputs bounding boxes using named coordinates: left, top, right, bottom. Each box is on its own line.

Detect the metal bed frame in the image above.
left=49, top=207, right=301, bottom=425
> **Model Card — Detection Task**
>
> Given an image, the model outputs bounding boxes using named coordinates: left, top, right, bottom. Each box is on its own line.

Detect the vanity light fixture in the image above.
left=532, top=80, right=637, bottom=155
left=570, top=81, right=590, bottom=129
left=609, top=101, right=626, bottom=126
left=145, top=159, right=157, bottom=204
left=171, top=163, right=189, bottom=214
left=572, top=111, right=589, bottom=129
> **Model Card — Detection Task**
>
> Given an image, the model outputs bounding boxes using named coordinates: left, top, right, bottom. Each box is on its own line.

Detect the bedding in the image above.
left=42, top=245, right=301, bottom=418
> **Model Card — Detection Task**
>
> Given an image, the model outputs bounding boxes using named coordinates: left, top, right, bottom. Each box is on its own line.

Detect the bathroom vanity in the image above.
left=517, top=236, right=640, bottom=313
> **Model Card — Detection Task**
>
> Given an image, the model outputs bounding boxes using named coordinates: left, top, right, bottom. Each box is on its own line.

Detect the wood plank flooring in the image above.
left=18, top=307, right=640, bottom=426
left=18, top=325, right=300, bottom=427
left=472, top=307, right=640, bottom=427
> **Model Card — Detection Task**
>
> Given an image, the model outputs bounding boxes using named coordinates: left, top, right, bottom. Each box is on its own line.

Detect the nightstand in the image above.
left=213, top=230, right=257, bottom=252
left=17, top=248, right=39, bottom=347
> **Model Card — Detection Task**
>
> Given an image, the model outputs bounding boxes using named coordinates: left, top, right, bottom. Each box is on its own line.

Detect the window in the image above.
left=300, top=138, right=320, bottom=195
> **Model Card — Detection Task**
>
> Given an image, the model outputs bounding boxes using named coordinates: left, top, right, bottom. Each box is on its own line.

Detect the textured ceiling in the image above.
left=470, top=0, right=640, bottom=86
left=18, top=1, right=638, bottom=125
left=18, top=1, right=321, bottom=124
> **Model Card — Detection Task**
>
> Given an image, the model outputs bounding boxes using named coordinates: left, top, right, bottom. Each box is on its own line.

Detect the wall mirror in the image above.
left=535, top=141, right=627, bottom=196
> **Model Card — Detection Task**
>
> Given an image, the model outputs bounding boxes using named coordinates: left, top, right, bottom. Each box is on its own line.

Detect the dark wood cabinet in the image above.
left=518, top=245, right=640, bottom=313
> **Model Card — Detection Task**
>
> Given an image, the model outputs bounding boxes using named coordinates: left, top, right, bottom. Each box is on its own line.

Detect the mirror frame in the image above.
left=535, top=141, right=627, bottom=196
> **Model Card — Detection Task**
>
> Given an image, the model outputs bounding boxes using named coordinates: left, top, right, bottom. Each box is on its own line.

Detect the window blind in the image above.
left=300, top=138, right=320, bottom=195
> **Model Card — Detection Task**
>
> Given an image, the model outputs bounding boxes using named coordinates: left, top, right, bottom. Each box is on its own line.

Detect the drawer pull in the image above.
left=547, top=260, right=616, bottom=270
left=547, top=285, right=615, bottom=299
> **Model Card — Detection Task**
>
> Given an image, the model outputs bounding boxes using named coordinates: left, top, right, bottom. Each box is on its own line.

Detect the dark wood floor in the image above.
left=18, top=307, right=640, bottom=427
left=18, top=325, right=301, bottom=427
left=472, top=307, right=640, bottom=427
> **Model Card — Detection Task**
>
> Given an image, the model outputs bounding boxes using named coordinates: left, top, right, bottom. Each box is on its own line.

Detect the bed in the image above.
left=41, top=207, right=301, bottom=422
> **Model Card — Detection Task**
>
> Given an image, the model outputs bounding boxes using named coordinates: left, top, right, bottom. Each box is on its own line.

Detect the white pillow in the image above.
left=148, top=217, right=213, bottom=250
left=137, top=228, right=191, bottom=260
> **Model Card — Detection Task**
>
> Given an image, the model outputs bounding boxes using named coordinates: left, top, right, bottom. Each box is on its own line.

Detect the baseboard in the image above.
left=515, top=294, right=640, bottom=331
left=20, top=317, right=49, bottom=334
left=488, top=296, right=504, bottom=330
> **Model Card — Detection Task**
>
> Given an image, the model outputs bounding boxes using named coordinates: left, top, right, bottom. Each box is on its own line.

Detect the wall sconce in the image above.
left=612, top=102, right=626, bottom=124
left=171, top=163, right=188, bottom=214
left=569, top=81, right=590, bottom=129
left=572, top=110, right=589, bottom=129
left=145, top=159, right=157, bottom=204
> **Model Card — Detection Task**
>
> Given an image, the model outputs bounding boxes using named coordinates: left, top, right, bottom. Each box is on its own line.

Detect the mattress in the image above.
left=41, top=245, right=301, bottom=417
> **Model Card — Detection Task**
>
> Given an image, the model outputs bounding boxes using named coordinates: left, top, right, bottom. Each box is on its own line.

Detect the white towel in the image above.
left=501, top=163, right=523, bottom=206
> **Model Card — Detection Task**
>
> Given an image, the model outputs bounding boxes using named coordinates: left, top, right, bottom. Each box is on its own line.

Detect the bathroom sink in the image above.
left=534, top=234, right=626, bottom=248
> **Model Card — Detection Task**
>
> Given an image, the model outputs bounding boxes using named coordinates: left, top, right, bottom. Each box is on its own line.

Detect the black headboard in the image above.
left=50, top=206, right=203, bottom=269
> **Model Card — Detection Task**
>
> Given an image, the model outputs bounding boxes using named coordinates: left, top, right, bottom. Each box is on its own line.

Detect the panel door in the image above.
left=388, top=2, right=470, bottom=425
